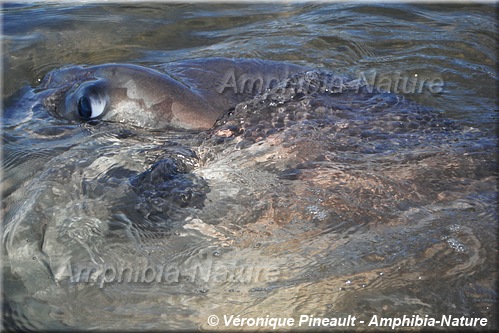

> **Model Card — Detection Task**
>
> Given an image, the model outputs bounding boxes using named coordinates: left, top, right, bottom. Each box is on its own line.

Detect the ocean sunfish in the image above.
left=38, top=58, right=308, bottom=130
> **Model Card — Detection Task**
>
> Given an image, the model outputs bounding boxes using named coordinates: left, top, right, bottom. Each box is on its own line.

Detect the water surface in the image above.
left=2, top=2, right=497, bottom=331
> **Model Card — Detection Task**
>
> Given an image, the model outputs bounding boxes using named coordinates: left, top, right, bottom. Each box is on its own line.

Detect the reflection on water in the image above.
left=2, top=2, right=497, bottom=331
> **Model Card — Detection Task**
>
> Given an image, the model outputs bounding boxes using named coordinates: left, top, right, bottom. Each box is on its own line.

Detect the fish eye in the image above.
left=74, top=83, right=108, bottom=120
left=78, top=96, right=92, bottom=118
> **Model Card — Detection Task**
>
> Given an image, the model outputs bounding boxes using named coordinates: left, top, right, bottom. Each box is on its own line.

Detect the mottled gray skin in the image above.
left=40, top=58, right=308, bottom=130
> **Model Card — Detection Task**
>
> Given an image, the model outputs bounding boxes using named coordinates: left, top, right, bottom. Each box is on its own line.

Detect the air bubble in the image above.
left=446, top=238, right=468, bottom=253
